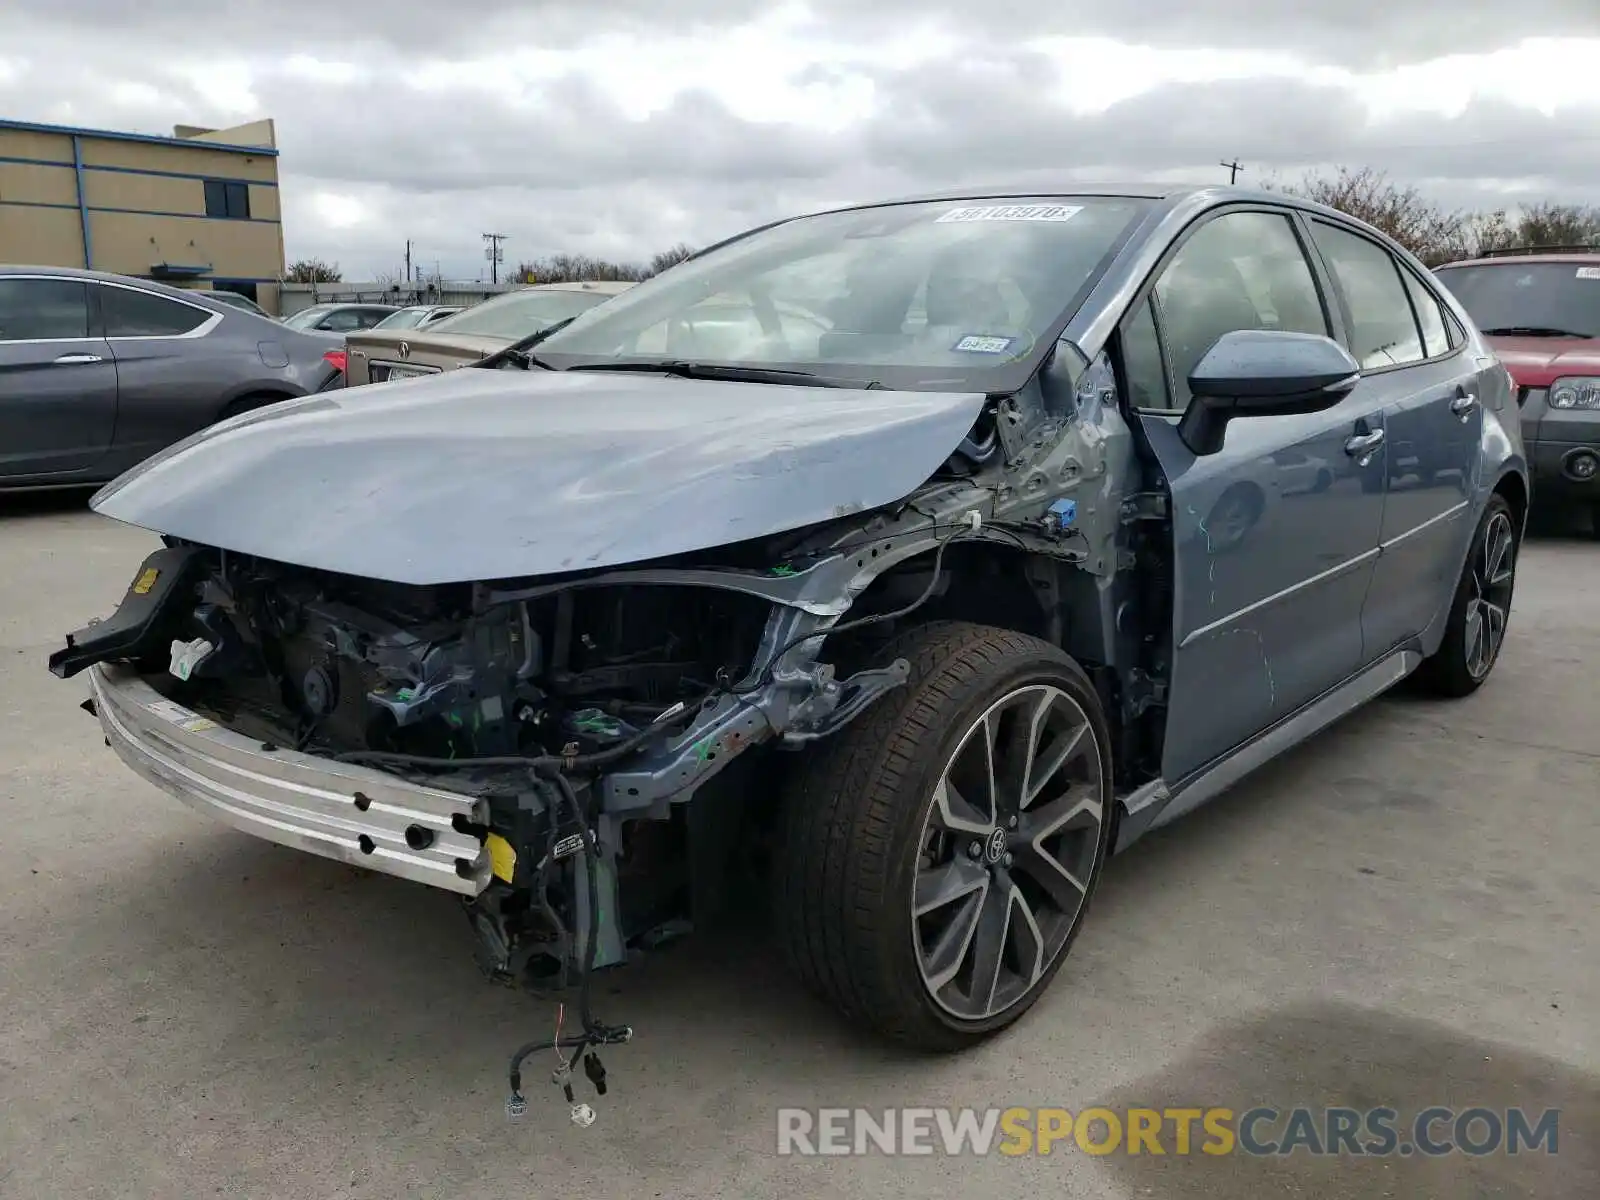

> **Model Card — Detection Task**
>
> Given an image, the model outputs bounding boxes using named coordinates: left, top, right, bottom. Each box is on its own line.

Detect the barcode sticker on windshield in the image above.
left=953, top=335, right=1015, bottom=354
left=1576, top=267, right=1600, bottom=280
left=936, top=204, right=1083, bottom=224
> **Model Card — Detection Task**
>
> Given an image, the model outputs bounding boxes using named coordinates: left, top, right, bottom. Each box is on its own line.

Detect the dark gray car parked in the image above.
left=51, top=185, right=1526, bottom=1107
left=0, top=267, right=342, bottom=488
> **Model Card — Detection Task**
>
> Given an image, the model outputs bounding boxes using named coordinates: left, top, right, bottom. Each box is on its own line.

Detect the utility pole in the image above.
left=482, top=232, right=506, bottom=285
left=404, top=239, right=412, bottom=286
left=1221, top=159, right=1245, bottom=185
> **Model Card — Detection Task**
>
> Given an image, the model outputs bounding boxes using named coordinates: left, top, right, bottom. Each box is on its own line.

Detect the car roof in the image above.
left=872, top=181, right=1200, bottom=205
left=1438, top=249, right=1600, bottom=269
left=0, top=264, right=243, bottom=309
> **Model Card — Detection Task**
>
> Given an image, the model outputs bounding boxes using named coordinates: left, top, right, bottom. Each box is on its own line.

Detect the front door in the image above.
left=1301, top=219, right=1485, bottom=655
left=1116, top=207, right=1389, bottom=784
left=0, top=276, right=118, bottom=479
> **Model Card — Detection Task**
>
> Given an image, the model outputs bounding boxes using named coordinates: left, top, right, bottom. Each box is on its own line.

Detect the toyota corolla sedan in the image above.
left=52, top=184, right=1525, bottom=1106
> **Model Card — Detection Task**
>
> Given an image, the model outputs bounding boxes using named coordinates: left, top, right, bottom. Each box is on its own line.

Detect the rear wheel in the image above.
left=1414, top=494, right=1518, bottom=697
left=774, top=621, right=1112, bottom=1050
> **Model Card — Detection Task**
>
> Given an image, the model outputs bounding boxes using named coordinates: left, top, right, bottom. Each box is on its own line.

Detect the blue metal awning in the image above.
left=149, top=263, right=213, bottom=279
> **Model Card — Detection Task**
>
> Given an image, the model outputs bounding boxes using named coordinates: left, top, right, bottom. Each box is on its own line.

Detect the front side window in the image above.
left=1153, top=210, right=1329, bottom=411
left=1434, top=261, right=1600, bottom=339
left=429, top=289, right=616, bottom=339
left=1120, top=294, right=1171, bottom=410
left=1310, top=221, right=1425, bottom=369
left=0, top=278, right=90, bottom=341
left=100, top=286, right=210, bottom=337
left=535, top=196, right=1152, bottom=390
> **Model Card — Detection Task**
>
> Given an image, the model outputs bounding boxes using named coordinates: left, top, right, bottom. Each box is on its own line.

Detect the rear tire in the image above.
left=1414, top=494, right=1518, bottom=697
left=774, top=621, right=1113, bottom=1050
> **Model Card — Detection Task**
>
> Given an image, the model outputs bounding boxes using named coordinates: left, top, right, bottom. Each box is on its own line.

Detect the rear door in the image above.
left=0, top=275, right=118, bottom=479
left=1117, top=206, right=1390, bottom=783
left=94, top=281, right=228, bottom=467
left=1304, top=220, right=1484, bottom=656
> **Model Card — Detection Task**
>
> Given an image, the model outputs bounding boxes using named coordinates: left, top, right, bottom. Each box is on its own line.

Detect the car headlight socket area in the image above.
left=1548, top=376, right=1600, bottom=411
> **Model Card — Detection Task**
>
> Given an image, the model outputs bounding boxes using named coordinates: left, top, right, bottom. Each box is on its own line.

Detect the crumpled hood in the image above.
left=90, top=367, right=987, bottom=585
left=1487, top=336, right=1600, bottom=388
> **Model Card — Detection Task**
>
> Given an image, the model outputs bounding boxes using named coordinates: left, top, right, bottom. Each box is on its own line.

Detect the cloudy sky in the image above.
left=4, top=2, right=1599, bottom=280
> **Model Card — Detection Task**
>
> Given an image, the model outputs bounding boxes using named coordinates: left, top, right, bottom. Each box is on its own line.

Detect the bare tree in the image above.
left=1273, top=167, right=1482, bottom=266
left=646, top=243, right=696, bottom=276
left=1509, top=202, right=1600, bottom=249
left=513, top=245, right=698, bottom=285
left=285, top=258, right=342, bottom=283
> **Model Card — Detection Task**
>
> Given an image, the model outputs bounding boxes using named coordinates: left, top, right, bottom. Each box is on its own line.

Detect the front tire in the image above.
left=774, top=621, right=1113, bottom=1050
left=1414, top=494, right=1518, bottom=697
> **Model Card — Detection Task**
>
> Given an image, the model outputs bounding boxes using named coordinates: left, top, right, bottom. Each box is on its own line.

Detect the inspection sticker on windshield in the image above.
left=936, top=204, right=1083, bottom=224
left=952, top=334, right=1015, bottom=354
left=1577, top=267, right=1600, bottom=280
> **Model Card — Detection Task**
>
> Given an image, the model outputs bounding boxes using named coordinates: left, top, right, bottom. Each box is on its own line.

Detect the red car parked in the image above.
left=1435, top=248, right=1600, bottom=536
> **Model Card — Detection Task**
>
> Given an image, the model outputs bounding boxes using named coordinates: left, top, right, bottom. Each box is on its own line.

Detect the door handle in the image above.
left=1344, top=428, right=1385, bottom=458
left=51, top=353, right=103, bottom=365
left=1450, top=391, right=1478, bottom=418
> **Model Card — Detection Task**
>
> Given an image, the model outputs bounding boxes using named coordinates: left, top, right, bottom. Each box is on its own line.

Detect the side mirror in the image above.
left=1177, top=329, right=1360, bottom=456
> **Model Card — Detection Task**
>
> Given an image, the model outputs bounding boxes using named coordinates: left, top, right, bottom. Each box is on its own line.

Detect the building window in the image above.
left=203, top=179, right=252, bottom=220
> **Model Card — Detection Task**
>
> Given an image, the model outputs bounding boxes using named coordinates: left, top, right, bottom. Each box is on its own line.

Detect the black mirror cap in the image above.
left=1179, top=329, right=1361, bottom=455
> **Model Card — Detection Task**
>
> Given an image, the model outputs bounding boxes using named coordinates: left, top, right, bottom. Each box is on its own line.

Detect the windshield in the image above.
left=428, top=289, right=617, bottom=339
left=1436, top=262, right=1600, bottom=338
left=535, top=196, right=1151, bottom=389
left=282, top=306, right=332, bottom=330
left=373, top=307, right=430, bottom=330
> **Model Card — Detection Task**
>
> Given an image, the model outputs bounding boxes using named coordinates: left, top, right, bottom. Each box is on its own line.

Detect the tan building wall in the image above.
left=0, top=116, right=286, bottom=313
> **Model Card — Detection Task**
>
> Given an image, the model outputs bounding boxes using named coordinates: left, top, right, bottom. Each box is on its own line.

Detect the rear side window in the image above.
left=1400, top=270, right=1451, bottom=358
left=100, top=286, right=210, bottom=337
left=321, top=309, right=370, bottom=331
left=1310, top=221, right=1425, bottom=369
left=0, top=277, right=90, bottom=341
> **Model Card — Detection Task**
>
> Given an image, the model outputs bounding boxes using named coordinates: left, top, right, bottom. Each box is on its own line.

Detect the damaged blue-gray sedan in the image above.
left=51, top=184, right=1527, bottom=1110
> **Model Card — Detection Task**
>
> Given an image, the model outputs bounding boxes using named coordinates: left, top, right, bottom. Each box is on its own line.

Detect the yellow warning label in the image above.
left=485, top=833, right=517, bottom=883
left=132, top=567, right=160, bottom=595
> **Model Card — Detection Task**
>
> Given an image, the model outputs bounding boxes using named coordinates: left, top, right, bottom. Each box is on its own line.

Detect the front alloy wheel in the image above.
left=914, top=685, right=1102, bottom=1021
left=775, top=621, right=1113, bottom=1050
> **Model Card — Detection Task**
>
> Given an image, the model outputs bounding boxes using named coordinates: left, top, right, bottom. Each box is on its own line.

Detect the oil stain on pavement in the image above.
left=1095, top=1001, right=1597, bottom=1199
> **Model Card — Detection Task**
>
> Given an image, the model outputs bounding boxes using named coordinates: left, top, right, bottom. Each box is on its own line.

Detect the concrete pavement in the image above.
left=1, top=494, right=1594, bottom=1199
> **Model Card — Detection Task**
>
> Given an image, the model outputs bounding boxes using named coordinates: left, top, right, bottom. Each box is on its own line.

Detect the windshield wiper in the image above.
left=1480, top=325, right=1595, bottom=339
left=564, top=360, right=883, bottom=389
left=476, top=316, right=582, bottom=370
